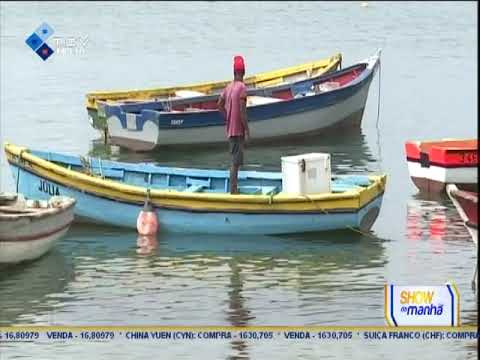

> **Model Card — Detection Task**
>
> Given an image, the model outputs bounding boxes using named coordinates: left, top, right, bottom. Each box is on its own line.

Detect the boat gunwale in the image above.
left=4, top=143, right=387, bottom=208
left=0, top=197, right=76, bottom=221
left=406, top=139, right=478, bottom=155
left=148, top=63, right=369, bottom=117
left=5, top=161, right=385, bottom=215
left=85, top=54, right=342, bottom=109
left=446, top=184, right=478, bottom=228
left=100, top=61, right=364, bottom=113
left=103, top=51, right=381, bottom=135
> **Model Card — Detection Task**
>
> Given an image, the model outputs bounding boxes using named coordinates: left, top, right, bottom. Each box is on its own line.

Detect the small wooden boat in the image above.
left=5, top=143, right=387, bottom=235
left=103, top=50, right=380, bottom=151
left=446, top=184, right=478, bottom=290
left=405, top=139, right=478, bottom=193
left=86, top=53, right=342, bottom=131
left=0, top=193, right=75, bottom=264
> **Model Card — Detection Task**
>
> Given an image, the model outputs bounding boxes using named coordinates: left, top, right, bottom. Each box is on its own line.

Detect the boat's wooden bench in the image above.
left=93, top=168, right=125, bottom=180
left=184, top=177, right=211, bottom=193
left=331, top=175, right=371, bottom=193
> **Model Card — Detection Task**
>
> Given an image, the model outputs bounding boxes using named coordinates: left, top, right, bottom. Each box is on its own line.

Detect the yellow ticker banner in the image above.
left=0, top=326, right=478, bottom=343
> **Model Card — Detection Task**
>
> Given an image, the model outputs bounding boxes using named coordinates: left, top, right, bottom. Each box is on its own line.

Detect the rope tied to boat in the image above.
left=375, top=57, right=383, bottom=172
left=80, top=156, right=93, bottom=176
left=98, top=158, right=104, bottom=179
left=302, top=194, right=381, bottom=240
left=144, top=188, right=152, bottom=210
left=15, top=149, right=27, bottom=193
left=268, top=192, right=275, bottom=205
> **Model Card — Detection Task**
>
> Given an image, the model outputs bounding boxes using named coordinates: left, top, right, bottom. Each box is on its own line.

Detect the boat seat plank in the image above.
left=334, top=175, right=371, bottom=187
left=93, top=168, right=125, bottom=179
left=184, top=185, right=206, bottom=193
left=241, top=171, right=280, bottom=180
left=331, top=184, right=362, bottom=193
left=261, top=186, right=279, bottom=195
left=238, top=186, right=262, bottom=195
left=186, top=177, right=211, bottom=188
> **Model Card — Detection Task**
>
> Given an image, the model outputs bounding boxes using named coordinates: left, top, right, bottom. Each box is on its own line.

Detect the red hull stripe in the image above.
left=0, top=221, right=72, bottom=243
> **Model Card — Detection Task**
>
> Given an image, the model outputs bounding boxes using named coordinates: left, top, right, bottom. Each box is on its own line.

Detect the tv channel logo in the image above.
left=384, top=284, right=460, bottom=326
left=25, top=22, right=55, bottom=61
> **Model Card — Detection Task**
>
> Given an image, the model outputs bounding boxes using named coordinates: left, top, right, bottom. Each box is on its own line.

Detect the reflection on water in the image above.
left=88, top=127, right=378, bottom=174
left=0, top=0, right=477, bottom=356
left=406, top=192, right=473, bottom=263
left=406, top=193, right=473, bottom=244
left=0, top=251, right=75, bottom=325
left=405, top=192, right=477, bottom=312
left=0, top=224, right=387, bottom=326
left=136, top=235, right=158, bottom=255
left=226, top=260, right=251, bottom=360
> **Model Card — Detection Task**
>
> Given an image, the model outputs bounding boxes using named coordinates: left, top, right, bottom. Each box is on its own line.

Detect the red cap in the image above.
left=233, top=55, right=245, bottom=72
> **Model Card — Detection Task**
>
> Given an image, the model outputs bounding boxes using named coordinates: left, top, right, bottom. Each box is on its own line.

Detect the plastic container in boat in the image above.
left=281, top=153, right=331, bottom=195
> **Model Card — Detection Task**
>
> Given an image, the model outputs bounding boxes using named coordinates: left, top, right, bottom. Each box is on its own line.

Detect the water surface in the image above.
left=0, top=1, right=477, bottom=359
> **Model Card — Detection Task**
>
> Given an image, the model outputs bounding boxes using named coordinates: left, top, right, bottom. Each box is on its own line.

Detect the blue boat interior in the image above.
left=31, top=150, right=374, bottom=195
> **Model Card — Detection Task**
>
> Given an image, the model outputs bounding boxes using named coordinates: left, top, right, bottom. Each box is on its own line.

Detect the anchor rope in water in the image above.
left=302, top=194, right=381, bottom=240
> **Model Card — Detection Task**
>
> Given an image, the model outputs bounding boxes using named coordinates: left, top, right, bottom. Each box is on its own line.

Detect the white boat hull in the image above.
left=407, top=161, right=478, bottom=192
left=106, top=51, right=382, bottom=151
left=159, top=84, right=369, bottom=146
left=108, top=82, right=370, bottom=150
left=0, top=197, right=75, bottom=264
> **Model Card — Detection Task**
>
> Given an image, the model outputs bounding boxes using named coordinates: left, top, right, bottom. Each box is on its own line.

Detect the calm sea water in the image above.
left=0, top=1, right=477, bottom=359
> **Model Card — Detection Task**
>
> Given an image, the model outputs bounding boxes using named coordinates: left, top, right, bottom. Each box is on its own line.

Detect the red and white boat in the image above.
left=405, top=139, right=478, bottom=193
left=0, top=193, right=76, bottom=264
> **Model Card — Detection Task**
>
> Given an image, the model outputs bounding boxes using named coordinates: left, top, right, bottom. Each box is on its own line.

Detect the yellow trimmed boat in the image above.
left=86, top=53, right=342, bottom=130
left=5, top=142, right=386, bottom=235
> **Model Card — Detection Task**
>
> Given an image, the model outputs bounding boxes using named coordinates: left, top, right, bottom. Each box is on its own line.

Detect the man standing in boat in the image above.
left=218, top=55, right=250, bottom=194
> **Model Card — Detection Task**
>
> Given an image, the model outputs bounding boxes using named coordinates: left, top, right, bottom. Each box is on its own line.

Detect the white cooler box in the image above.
left=281, top=153, right=331, bottom=195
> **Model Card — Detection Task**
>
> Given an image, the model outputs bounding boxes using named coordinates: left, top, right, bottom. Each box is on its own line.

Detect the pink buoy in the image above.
left=137, top=190, right=159, bottom=236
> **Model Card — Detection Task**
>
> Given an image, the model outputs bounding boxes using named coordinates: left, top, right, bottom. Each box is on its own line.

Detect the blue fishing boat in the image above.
left=102, top=50, right=381, bottom=151
left=86, top=53, right=342, bottom=130
left=5, top=143, right=387, bottom=235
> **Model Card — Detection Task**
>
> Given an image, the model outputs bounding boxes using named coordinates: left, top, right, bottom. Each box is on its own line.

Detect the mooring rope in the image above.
left=15, top=150, right=26, bottom=193
left=375, top=58, right=383, bottom=173
left=302, top=194, right=381, bottom=240
left=16, top=166, right=20, bottom=193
